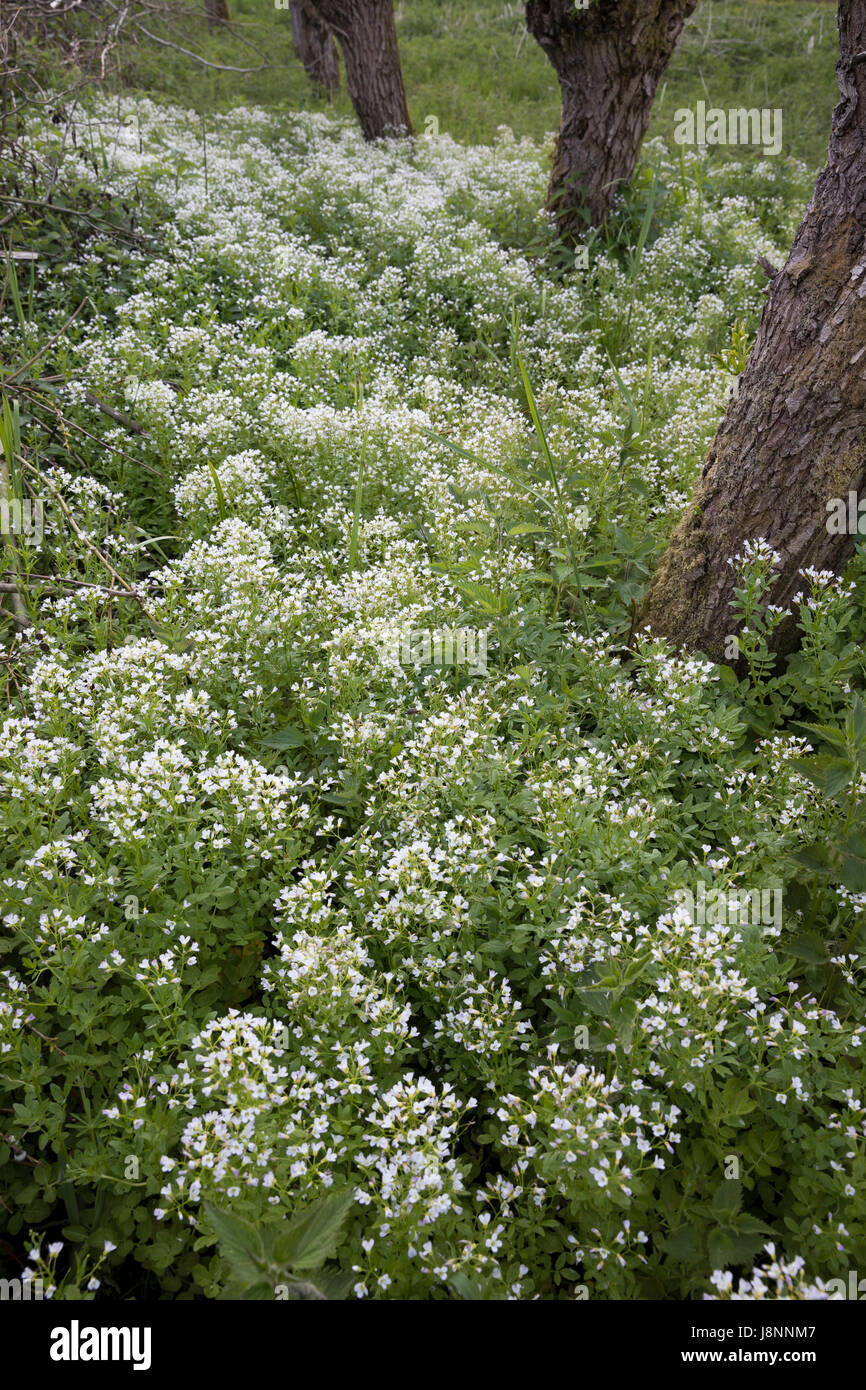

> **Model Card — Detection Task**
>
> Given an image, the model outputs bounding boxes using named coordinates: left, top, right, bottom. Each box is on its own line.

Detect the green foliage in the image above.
left=205, top=1190, right=355, bottom=1299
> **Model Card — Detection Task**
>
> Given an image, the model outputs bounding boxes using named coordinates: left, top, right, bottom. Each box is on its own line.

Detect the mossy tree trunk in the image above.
left=308, top=0, right=411, bottom=138
left=290, top=0, right=340, bottom=98
left=525, top=0, right=696, bottom=235
left=639, top=0, right=866, bottom=662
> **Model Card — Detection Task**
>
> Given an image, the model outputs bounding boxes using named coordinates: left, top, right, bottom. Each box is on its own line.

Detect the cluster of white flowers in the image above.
left=706, top=1246, right=836, bottom=1300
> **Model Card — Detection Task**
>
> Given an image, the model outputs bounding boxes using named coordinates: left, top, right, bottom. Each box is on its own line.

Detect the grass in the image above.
left=116, top=1, right=840, bottom=170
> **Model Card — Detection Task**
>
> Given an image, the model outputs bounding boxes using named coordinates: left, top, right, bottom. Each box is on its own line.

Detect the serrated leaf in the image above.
left=730, top=1214, right=776, bottom=1236
left=272, top=1187, right=354, bottom=1271
left=204, top=1202, right=265, bottom=1283
left=707, top=1227, right=737, bottom=1270
left=710, top=1181, right=742, bottom=1217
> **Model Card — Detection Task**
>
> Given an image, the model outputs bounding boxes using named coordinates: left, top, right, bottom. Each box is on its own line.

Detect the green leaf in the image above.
left=272, top=1187, right=354, bottom=1271
left=829, top=829, right=866, bottom=892
left=204, top=1202, right=266, bottom=1283
left=730, top=1213, right=776, bottom=1237
left=242, top=1281, right=274, bottom=1301
left=791, top=720, right=849, bottom=753
left=309, top=1267, right=355, bottom=1300
left=789, top=755, right=852, bottom=799
left=707, top=1228, right=737, bottom=1270
left=207, top=461, right=229, bottom=520
left=448, top=1271, right=483, bottom=1299
left=782, top=933, right=828, bottom=966
left=659, top=1225, right=702, bottom=1262
left=715, top=665, right=740, bottom=689
left=261, top=726, right=306, bottom=750
left=790, top=844, right=832, bottom=878
left=847, top=692, right=866, bottom=744
left=609, top=996, right=638, bottom=1047
left=710, top=1181, right=742, bottom=1217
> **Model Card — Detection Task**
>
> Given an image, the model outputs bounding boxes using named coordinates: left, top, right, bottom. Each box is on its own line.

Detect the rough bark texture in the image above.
left=204, top=0, right=231, bottom=28
left=526, top=0, right=697, bottom=234
left=290, top=0, right=340, bottom=98
left=639, top=0, right=866, bottom=662
left=307, top=0, right=411, bottom=138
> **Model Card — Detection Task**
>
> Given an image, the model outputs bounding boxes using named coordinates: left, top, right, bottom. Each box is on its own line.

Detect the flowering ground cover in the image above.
left=2, top=94, right=866, bottom=1301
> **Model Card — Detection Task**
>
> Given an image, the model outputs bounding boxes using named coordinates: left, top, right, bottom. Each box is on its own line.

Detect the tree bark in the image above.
left=290, top=0, right=340, bottom=98
left=307, top=0, right=411, bottom=138
left=525, top=0, right=696, bottom=234
left=204, top=0, right=231, bottom=28
left=639, top=0, right=866, bottom=663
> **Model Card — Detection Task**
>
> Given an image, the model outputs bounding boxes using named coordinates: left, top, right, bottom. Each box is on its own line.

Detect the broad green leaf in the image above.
left=660, top=1226, right=703, bottom=1262
left=609, top=996, right=638, bottom=1047
left=792, top=720, right=849, bottom=753
left=829, top=829, right=866, bottom=892
left=448, top=1271, right=483, bottom=1300
left=309, top=1267, right=355, bottom=1301
left=847, top=692, right=866, bottom=744
left=272, top=1187, right=354, bottom=1271
left=204, top=1202, right=265, bottom=1283
left=261, top=726, right=306, bottom=750
left=789, top=755, right=852, bottom=799
left=242, top=1281, right=274, bottom=1301
left=781, top=934, right=828, bottom=966
left=710, top=1181, right=742, bottom=1217
left=707, top=1227, right=737, bottom=1270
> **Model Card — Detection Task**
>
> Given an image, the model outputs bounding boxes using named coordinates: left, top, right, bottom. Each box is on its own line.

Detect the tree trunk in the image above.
left=204, top=0, right=231, bottom=28
left=639, top=0, right=866, bottom=663
left=525, top=0, right=696, bottom=234
left=307, top=0, right=411, bottom=138
left=290, top=0, right=340, bottom=98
